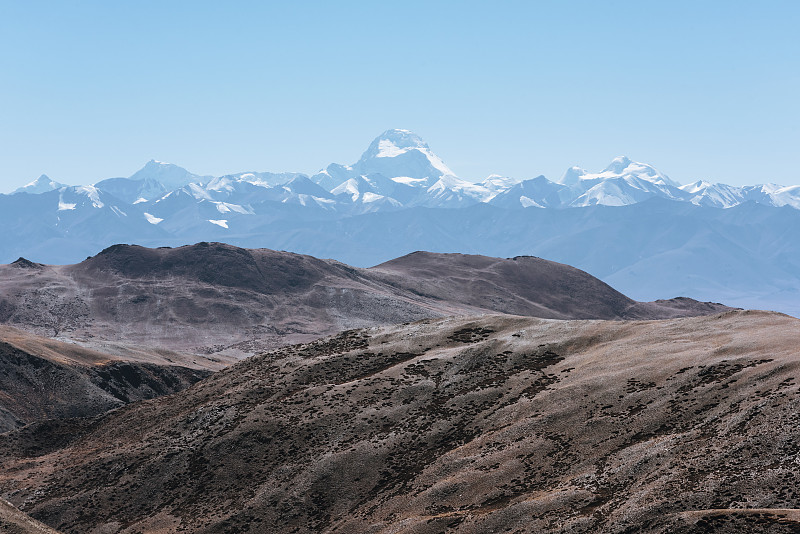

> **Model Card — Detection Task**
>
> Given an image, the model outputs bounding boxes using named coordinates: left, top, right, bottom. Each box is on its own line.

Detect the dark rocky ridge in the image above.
left=83, top=242, right=329, bottom=294
left=0, top=243, right=733, bottom=357
left=1, top=311, right=798, bottom=533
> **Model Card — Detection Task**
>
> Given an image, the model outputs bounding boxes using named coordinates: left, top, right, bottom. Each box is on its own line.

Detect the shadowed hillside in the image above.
left=0, top=325, right=212, bottom=433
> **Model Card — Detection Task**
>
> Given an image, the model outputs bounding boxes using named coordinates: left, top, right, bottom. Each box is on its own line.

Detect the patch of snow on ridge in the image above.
left=208, top=219, right=228, bottom=228
left=361, top=192, right=385, bottom=203
left=392, top=176, right=428, bottom=186
left=188, top=183, right=214, bottom=200
left=331, top=178, right=362, bottom=201
left=768, top=185, right=800, bottom=209
left=376, top=139, right=407, bottom=158
left=144, top=213, right=163, bottom=224
left=213, top=202, right=252, bottom=215
left=519, top=195, right=545, bottom=208
left=313, top=196, right=336, bottom=206
left=57, top=195, right=76, bottom=211
left=133, top=197, right=148, bottom=204
left=77, top=185, right=104, bottom=208
left=679, top=180, right=712, bottom=194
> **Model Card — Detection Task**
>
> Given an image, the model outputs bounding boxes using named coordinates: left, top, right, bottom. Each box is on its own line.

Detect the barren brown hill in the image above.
left=0, top=243, right=731, bottom=357
left=0, top=325, right=213, bottom=433
left=369, top=251, right=727, bottom=320
left=1, top=310, right=798, bottom=533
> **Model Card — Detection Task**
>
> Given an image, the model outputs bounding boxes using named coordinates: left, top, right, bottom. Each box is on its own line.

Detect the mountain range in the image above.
left=4, top=129, right=800, bottom=316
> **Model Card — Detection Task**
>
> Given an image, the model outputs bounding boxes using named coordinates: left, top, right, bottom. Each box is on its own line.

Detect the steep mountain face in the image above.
left=0, top=244, right=731, bottom=356
left=0, top=325, right=212, bottom=433
left=2, top=311, right=798, bottom=533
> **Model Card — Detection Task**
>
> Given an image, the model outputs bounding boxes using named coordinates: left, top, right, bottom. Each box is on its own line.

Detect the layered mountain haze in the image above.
left=0, top=188, right=795, bottom=532
left=2, top=129, right=799, bottom=317
left=0, top=243, right=730, bottom=358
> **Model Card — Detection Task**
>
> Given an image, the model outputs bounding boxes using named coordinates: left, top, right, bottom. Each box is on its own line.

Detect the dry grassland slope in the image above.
left=0, top=311, right=797, bottom=533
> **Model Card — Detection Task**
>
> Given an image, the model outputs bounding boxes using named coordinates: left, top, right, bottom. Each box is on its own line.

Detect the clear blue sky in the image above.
left=1, top=1, right=798, bottom=191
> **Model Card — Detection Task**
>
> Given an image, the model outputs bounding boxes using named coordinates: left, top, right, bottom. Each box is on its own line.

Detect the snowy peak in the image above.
left=14, top=174, right=65, bottom=194
left=283, top=175, right=331, bottom=195
left=679, top=180, right=713, bottom=194
left=679, top=180, right=745, bottom=208
left=129, top=160, right=211, bottom=190
left=360, top=129, right=430, bottom=160
left=598, top=156, right=680, bottom=188
left=559, top=166, right=587, bottom=187
left=352, top=129, right=455, bottom=184
left=489, top=175, right=570, bottom=209
left=477, top=175, right=523, bottom=201
left=602, top=156, right=633, bottom=174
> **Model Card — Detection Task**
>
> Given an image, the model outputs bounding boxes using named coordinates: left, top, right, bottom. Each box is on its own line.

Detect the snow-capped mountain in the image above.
left=489, top=175, right=570, bottom=209
left=351, top=128, right=455, bottom=187
left=477, top=175, right=523, bottom=201
left=679, top=180, right=747, bottom=208
left=3, top=129, right=800, bottom=317
left=129, top=159, right=212, bottom=190
left=678, top=181, right=800, bottom=209
left=560, top=156, right=685, bottom=207
left=488, top=156, right=688, bottom=209
left=13, top=174, right=65, bottom=194
left=93, top=160, right=213, bottom=204
left=310, top=129, right=478, bottom=207
left=329, top=175, right=405, bottom=212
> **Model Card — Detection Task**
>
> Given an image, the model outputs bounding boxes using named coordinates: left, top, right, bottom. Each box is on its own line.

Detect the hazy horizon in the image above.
left=2, top=1, right=798, bottom=190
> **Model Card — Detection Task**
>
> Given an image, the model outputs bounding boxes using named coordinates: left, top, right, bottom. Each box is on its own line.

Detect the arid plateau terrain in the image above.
left=0, top=244, right=798, bottom=533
